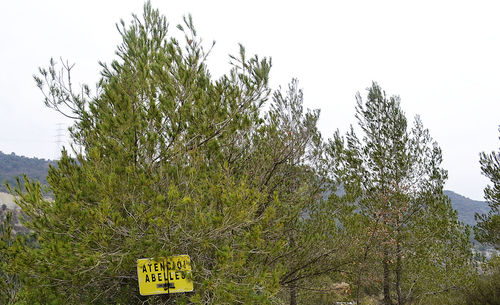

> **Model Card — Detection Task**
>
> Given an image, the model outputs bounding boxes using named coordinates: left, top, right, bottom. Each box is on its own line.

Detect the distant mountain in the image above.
left=444, top=190, right=490, bottom=227
left=0, top=151, right=54, bottom=192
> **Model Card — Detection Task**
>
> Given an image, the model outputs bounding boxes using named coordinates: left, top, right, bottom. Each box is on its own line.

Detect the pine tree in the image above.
left=327, top=83, right=472, bottom=305
left=7, top=3, right=328, bottom=304
left=475, top=126, right=500, bottom=250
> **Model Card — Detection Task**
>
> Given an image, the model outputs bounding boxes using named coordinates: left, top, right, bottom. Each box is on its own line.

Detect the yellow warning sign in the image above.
left=137, top=255, right=193, bottom=295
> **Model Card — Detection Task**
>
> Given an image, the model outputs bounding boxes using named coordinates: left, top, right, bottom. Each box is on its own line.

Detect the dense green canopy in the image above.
left=0, top=3, right=483, bottom=305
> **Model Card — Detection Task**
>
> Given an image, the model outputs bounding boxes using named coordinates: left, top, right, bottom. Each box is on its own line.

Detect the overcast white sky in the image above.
left=1, top=0, right=499, bottom=200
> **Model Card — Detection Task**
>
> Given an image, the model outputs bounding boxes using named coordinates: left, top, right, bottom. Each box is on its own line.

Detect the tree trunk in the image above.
left=383, top=247, right=392, bottom=305
left=290, top=283, right=297, bottom=305
left=395, top=235, right=403, bottom=305
left=355, top=266, right=364, bottom=305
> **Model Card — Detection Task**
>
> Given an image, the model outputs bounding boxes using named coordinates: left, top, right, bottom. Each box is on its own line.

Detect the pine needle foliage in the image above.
left=475, top=126, right=500, bottom=250
left=9, top=3, right=325, bottom=304
left=327, top=83, right=472, bottom=305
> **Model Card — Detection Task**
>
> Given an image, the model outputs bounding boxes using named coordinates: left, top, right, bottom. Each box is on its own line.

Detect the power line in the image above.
left=55, top=123, right=65, bottom=159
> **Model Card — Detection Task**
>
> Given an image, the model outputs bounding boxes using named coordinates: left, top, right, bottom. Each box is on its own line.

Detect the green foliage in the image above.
left=463, top=257, right=500, bottom=305
left=8, top=2, right=326, bottom=304
left=475, top=126, right=500, bottom=250
left=0, top=211, right=19, bottom=304
left=0, top=3, right=485, bottom=305
left=327, top=83, right=473, bottom=305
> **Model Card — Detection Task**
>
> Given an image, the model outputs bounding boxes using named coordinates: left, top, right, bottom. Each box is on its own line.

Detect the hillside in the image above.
left=0, top=151, right=54, bottom=192
left=0, top=192, right=27, bottom=234
left=444, top=190, right=490, bottom=226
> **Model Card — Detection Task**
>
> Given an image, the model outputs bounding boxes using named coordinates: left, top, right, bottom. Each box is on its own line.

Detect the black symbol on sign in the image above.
left=157, top=283, right=175, bottom=289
